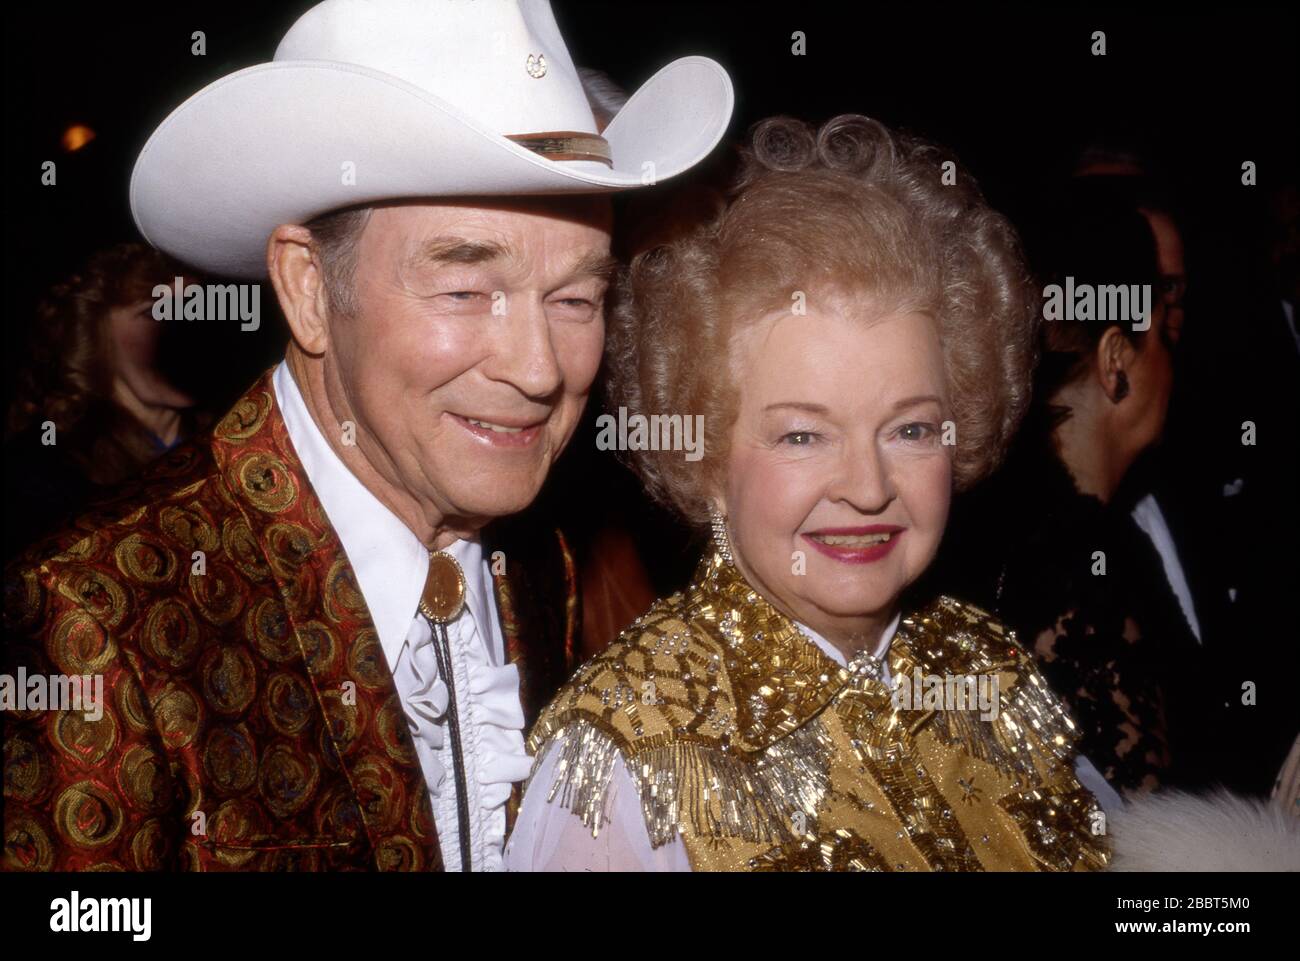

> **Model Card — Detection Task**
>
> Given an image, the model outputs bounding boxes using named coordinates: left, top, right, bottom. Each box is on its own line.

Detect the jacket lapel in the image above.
left=486, top=521, right=579, bottom=836
left=209, top=369, right=442, bottom=870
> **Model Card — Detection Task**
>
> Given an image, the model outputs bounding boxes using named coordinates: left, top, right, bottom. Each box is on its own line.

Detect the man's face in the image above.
left=1141, top=208, right=1186, bottom=341
left=321, top=197, right=613, bottom=529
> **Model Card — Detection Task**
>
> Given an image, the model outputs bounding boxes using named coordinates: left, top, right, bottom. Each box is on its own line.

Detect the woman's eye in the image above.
left=897, top=422, right=935, bottom=442
left=781, top=431, right=817, bottom=446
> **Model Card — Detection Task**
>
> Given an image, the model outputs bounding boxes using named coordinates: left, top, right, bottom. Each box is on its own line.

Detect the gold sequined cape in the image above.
left=525, top=549, right=1112, bottom=871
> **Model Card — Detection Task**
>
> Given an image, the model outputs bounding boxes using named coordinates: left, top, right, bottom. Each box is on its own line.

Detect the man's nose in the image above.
left=491, top=295, right=563, bottom=400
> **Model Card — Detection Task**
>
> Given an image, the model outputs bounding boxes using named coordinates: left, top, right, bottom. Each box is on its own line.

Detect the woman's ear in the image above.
left=267, top=224, right=331, bottom=356
left=1096, top=326, right=1135, bottom=402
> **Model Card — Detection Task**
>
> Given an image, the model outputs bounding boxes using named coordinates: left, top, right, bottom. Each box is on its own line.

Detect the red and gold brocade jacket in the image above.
left=3, top=368, right=579, bottom=871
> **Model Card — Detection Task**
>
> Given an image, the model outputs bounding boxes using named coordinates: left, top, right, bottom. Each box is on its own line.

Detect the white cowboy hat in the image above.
left=130, top=0, right=734, bottom=278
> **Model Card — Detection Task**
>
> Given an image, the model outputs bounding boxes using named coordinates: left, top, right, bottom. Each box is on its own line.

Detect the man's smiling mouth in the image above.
left=465, top=417, right=525, bottom=434
left=450, top=412, right=547, bottom=447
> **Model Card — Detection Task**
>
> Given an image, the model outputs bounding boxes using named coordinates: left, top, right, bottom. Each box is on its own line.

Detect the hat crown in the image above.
left=274, top=0, right=597, bottom=136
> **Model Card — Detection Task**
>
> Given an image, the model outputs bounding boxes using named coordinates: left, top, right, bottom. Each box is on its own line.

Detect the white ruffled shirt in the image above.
left=273, top=361, right=532, bottom=871
left=504, top=611, right=1120, bottom=871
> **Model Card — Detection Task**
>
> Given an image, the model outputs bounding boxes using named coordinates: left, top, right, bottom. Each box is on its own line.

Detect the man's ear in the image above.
left=1096, top=326, right=1135, bottom=401
left=267, top=224, right=331, bottom=355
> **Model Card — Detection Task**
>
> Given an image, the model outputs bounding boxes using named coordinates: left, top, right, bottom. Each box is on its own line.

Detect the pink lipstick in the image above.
left=801, top=525, right=904, bottom=564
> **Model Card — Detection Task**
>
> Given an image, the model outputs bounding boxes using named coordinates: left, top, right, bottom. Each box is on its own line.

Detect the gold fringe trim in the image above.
left=530, top=714, right=835, bottom=848
left=892, top=642, right=1079, bottom=790
left=919, top=668, right=1078, bottom=788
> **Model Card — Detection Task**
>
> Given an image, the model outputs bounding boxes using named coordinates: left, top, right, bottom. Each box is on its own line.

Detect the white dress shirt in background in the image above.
left=1131, top=493, right=1203, bottom=644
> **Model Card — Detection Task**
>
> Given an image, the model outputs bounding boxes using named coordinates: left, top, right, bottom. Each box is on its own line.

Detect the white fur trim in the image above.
left=1108, top=788, right=1300, bottom=871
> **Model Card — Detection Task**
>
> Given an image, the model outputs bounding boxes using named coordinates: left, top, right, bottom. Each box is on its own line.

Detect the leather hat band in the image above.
left=504, top=130, right=613, bottom=166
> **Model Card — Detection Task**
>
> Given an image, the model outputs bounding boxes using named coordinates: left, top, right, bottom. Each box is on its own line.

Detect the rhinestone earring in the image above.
left=709, top=505, right=734, bottom=564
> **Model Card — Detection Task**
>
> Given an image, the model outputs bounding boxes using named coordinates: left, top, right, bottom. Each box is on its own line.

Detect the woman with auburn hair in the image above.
left=505, top=115, right=1114, bottom=872
left=4, top=242, right=208, bottom=559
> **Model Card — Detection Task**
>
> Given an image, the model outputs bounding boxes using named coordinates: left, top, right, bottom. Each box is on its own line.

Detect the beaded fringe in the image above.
left=922, top=668, right=1078, bottom=786
left=535, top=718, right=834, bottom=847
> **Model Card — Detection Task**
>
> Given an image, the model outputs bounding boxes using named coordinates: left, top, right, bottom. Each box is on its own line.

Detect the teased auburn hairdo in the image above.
left=8, top=242, right=181, bottom=447
left=605, top=114, right=1040, bottom=528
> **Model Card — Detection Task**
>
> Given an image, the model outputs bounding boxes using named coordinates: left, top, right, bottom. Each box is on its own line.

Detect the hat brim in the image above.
left=130, top=56, right=733, bottom=277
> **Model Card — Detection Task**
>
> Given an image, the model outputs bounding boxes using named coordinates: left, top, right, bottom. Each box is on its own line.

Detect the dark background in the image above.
left=6, top=1, right=1296, bottom=397
left=2, top=1, right=1297, bottom=797
left=5, top=0, right=1297, bottom=606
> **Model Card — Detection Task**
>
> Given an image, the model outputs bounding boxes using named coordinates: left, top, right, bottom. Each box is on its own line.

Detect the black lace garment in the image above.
left=931, top=434, right=1199, bottom=795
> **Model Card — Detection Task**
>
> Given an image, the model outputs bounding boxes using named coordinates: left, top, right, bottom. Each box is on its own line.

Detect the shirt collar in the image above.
left=272, top=360, right=490, bottom=667
left=797, top=612, right=900, bottom=684
left=687, top=549, right=902, bottom=752
left=441, top=536, right=495, bottom=664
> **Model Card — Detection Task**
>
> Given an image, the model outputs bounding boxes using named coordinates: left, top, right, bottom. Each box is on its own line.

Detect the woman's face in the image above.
left=109, top=298, right=196, bottom=410
left=718, top=302, right=953, bottom=647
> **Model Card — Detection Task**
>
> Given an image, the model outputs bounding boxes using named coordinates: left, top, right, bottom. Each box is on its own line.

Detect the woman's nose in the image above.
left=827, top=442, right=896, bottom=513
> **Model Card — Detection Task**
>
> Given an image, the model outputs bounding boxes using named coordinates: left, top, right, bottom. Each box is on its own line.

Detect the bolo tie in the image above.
left=417, top=550, right=473, bottom=872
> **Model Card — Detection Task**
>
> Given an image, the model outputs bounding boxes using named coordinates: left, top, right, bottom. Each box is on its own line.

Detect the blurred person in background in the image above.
left=934, top=187, right=1192, bottom=796
left=4, top=242, right=210, bottom=560
left=1070, top=150, right=1299, bottom=795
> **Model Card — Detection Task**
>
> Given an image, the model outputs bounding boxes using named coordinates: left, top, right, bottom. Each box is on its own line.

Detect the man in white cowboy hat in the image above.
left=3, top=0, right=731, bottom=873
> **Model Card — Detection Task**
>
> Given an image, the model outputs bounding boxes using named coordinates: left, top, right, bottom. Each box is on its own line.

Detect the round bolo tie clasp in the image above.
left=418, top=551, right=466, bottom=624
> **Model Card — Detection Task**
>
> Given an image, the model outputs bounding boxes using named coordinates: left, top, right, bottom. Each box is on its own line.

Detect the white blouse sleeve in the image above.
left=504, top=735, right=693, bottom=872
left=1073, top=751, right=1126, bottom=816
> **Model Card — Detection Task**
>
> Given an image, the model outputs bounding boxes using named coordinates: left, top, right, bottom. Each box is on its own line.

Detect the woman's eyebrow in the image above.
left=763, top=401, right=828, bottom=414
left=891, top=394, right=943, bottom=411
left=763, top=396, right=943, bottom=415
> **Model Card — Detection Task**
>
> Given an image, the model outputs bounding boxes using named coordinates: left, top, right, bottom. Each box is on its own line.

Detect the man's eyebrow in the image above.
left=565, top=250, right=619, bottom=283
left=413, top=236, right=512, bottom=266
left=409, top=238, right=617, bottom=283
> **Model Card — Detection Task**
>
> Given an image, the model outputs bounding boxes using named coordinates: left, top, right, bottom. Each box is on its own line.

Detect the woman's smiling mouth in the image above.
left=802, top=525, right=904, bottom=563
